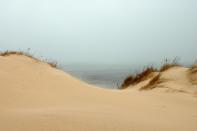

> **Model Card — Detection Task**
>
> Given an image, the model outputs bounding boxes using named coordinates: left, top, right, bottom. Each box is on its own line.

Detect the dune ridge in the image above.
left=121, top=59, right=197, bottom=93
left=0, top=53, right=197, bottom=131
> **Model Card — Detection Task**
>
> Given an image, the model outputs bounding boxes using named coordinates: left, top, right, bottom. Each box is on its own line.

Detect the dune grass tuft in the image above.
left=120, top=57, right=180, bottom=89
left=120, top=57, right=197, bottom=90
left=0, top=50, right=35, bottom=59
left=160, top=57, right=180, bottom=72
left=188, top=64, right=197, bottom=84
left=188, top=64, right=197, bottom=74
left=121, top=67, right=157, bottom=89
left=0, top=51, right=21, bottom=56
left=120, top=76, right=134, bottom=89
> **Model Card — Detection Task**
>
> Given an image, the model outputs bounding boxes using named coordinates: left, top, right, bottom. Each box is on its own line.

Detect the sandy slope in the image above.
left=0, top=55, right=197, bottom=131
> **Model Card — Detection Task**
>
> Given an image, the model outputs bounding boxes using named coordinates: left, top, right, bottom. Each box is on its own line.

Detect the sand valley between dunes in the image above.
left=0, top=54, right=197, bottom=131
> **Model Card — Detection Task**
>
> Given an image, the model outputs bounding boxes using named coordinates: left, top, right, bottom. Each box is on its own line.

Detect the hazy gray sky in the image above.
left=0, top=0, right=196, bottom=65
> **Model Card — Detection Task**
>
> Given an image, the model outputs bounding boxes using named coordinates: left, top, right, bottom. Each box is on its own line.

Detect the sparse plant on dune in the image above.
left=189, top=64, right=197, bottom=74
left=160, top=57, right=180, bottom=72
left=120, top=75, right=134, bottom=89
left=120, top=58, right=197, bottom=90
left=0, top=50, right=58, bottom=68
left=0, top=50, right=21, bottom=56
left=0, top=50, right=35, bottom=59
left=121, top=66, right=158, bottom=89
left=188, top=64, right=197, bottom=84
left=120, top=57, right=181, bottom=90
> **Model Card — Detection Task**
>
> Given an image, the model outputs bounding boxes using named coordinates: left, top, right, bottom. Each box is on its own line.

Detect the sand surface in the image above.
left=0, top=55, right=197, bottom=131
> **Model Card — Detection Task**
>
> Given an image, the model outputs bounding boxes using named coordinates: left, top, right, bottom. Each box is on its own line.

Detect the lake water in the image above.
left=61, top=65, right=139, bottom=89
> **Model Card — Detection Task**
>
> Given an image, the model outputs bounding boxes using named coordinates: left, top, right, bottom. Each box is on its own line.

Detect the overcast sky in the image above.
left=0, top=0, right=196, bottom=65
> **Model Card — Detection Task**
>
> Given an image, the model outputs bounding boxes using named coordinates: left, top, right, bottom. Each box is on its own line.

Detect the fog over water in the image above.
left=0, top=0, right=196, bottom=87
left=61, top=64, right=139, bottom=88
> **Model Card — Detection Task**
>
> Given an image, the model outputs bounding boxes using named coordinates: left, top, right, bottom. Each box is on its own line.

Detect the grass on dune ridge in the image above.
left=188, top=64, right=197, bottom=84
left=0, top=50, right=57, bottom=68
left=121, top=67, right=157, bottom=89
left=189, top=64, right=197, bottom=74
left=1, top=50, right=196, bottom=90
left=121, top=58, right=197, bottom=90
left=159, top=57, right=180, bottom=72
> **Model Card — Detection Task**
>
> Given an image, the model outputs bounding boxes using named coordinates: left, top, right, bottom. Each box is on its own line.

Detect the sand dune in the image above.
left=0, top=54, right=197, bottom=131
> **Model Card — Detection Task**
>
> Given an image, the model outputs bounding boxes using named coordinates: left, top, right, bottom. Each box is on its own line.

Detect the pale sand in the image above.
left=0, top=55, right=197, bottom=131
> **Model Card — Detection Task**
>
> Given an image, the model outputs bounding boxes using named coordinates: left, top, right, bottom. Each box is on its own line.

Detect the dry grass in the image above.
left=140, top=74, right=163, bottom=90
left=121, top=57, right=181, bottom=89
left=120, top=57, right=197, bottom=90
left=0, top=50, right=36, bottom=59
left=160, top=58, right=180, bottom=72
left=0, top=50, right=58, bottom=68
left=188, top=64, right=197, bottom=74
left=160, top=64, right=179, bottom=72
left=121, top=67, right=157, bottom=88
left=188, top=64, right=197, bottom=84
left=120, top=76, right=134, bottom=89
left=0, top=51, right=21, bottom=56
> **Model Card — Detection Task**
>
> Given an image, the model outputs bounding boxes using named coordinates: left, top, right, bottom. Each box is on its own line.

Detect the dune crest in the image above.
left=136, top=67, right=197, bottom=94
left=0, top=54, right=197, bottom=131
